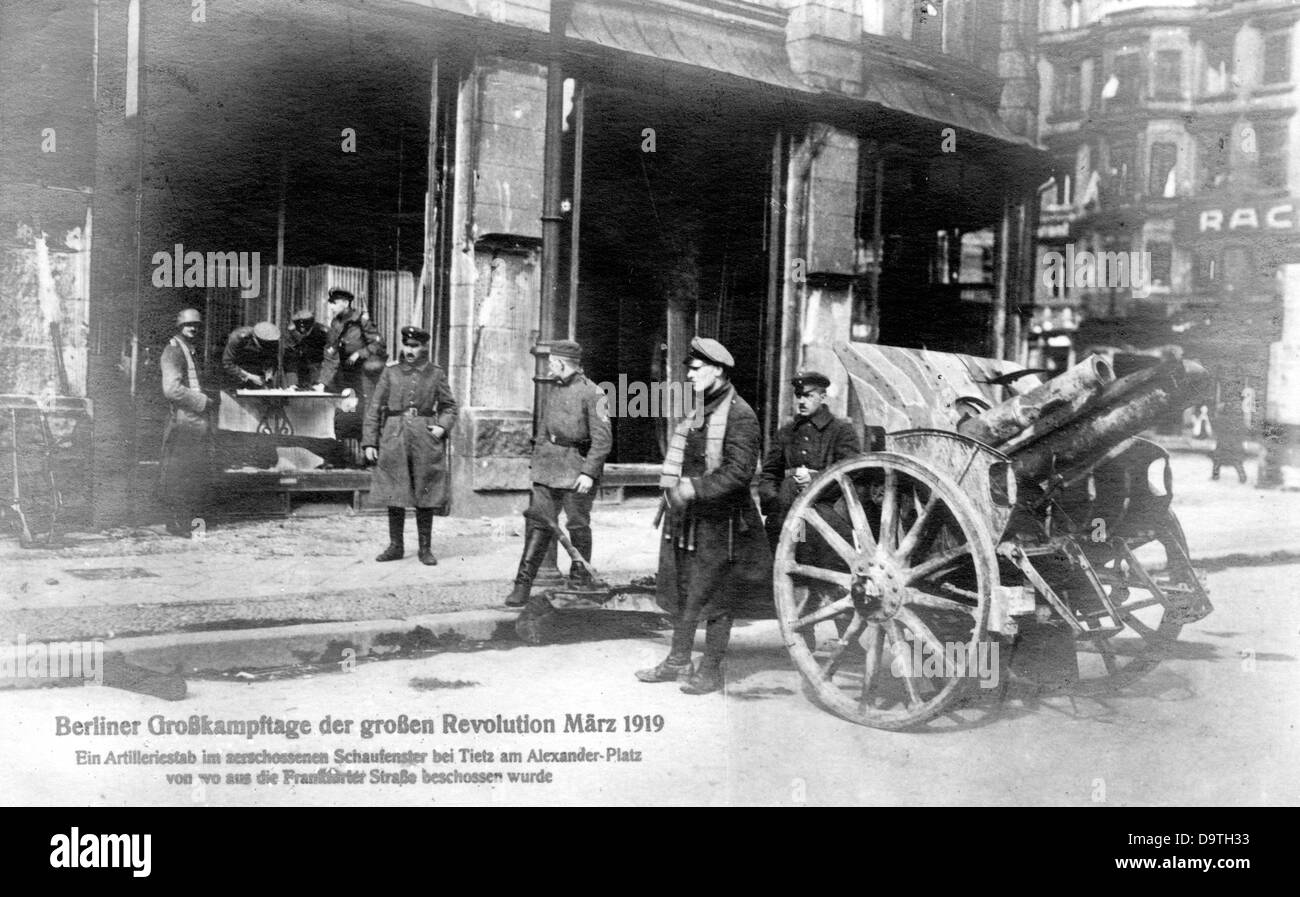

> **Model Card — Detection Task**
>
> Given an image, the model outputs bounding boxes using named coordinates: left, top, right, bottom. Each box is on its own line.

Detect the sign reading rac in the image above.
left=1188, top=200, right=1299, bottom=236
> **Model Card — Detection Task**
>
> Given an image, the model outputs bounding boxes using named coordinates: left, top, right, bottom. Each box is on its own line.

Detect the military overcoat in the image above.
left=362, top=360, right=458, bottom=510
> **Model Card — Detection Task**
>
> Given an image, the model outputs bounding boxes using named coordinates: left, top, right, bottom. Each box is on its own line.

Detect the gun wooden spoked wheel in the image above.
left=1070, top=508, right=1209, bottom=694
left=774, top=453, right=999, bottom=730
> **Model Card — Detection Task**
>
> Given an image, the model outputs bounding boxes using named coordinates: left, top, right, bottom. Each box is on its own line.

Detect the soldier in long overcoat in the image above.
left=637, top=337, right=772, bottom=695
left=362, top=326, right=458, bottom=565
left=159, top=308, right=213, bottom=538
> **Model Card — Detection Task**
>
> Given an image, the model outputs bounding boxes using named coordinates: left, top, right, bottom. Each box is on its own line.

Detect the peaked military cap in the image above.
left=291, top=308, right=316, bottom=323
left=327, top=287, right=355, bottom=303
left=791, top=370, right=831, bottom=391
left=400, top=325, right=431, bottom=345
left=252, top=321, right=280, bottom=343
left=176, top=308, right=202, bottom=327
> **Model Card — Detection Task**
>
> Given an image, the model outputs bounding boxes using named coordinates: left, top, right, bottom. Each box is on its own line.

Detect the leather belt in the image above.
left=784, top=468, right=820, bottom=477
left=547, top=433, right=590, bottom=450
left=401, top=408, right=435, bottom=418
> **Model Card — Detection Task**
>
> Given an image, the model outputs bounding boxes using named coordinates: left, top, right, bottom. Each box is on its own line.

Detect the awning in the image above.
left=565, top=0, right=1038, bottom=150
left=567, top=0, right=810, bottom=93
left=861, top=70, right=1034, bottom=148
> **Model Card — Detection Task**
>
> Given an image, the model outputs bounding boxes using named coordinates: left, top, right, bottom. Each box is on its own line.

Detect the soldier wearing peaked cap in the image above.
left=221, top=321, right=281, bottom=390
left=362, top=325, right=458, bottom=566
left=637, top=336, right=773, bottom=696
left=503, top=339, right=613, bottom=607
left=314, top=287, right=387, bottom=446
left=758, top=369, right=861, bottom=551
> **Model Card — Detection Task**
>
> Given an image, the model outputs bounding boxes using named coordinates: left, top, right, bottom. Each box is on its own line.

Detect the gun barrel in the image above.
left=958, top=355, right=1114, bottom=447
left=1007, top=359, right=1207, bottom=483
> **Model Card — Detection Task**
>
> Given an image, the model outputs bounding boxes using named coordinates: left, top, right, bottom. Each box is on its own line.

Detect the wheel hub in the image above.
left=853, top=557, right=906, bottom=621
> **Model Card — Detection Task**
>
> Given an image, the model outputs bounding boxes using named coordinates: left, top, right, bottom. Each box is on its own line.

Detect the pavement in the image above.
left=1, top=447, right=1297, bottom=688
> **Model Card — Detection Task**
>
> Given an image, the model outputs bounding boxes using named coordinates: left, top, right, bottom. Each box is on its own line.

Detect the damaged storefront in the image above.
left=2, top=0, right=1045, bottom=531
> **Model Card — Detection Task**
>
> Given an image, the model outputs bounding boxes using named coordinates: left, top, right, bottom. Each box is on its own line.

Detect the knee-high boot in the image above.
left=504, top=524, right=552, bottom=607
left=635, top=617, right=697, bottom=682
left=376, top=507, right=405, bottom=562
left=568, top=526, right=593, bottom=584
left=415, top=508, right=437, bottom=566
left=681, top=614, right=731, bottom=695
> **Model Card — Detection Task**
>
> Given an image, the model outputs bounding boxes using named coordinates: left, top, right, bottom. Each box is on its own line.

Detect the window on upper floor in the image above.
left=1196, top=130, right=1229, bottom=190
left=1194, top=249, right=1218, bottom=291
left=913, top=1, right=944, bottom=53
left=1203, top=38, right=1234, bottom=95
left=1263, top=30, right=1291, bottom=85
left=1064, top=0, right=1082, bottom=31
left=860, top=0, right=885, bottom=35
left=1223, top=246, right=1256, bottom=296
left=1108, top=140, right=1136, bottom=200
left=1054, top=63, right=1082, bottom=114
left=1148, top=242, right=1172, bottom=287
left=1256, top=120, right=1289, bottom=189
left=1111, top=52, right=1145, bottom=106
left=1154, top=50, right=1182, bottom=100
left=1148, top=142, right=1179, bottom=196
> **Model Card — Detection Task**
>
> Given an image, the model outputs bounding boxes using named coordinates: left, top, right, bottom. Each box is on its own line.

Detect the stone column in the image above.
left=447, top=58, right=548, bottom=517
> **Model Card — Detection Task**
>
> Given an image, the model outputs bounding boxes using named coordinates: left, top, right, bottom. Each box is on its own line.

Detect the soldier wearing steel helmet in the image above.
left=159, top=308, right=214, bottom=538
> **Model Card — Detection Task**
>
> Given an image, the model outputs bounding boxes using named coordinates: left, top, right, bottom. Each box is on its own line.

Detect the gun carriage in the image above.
left=518, top=342, right=1212, bottom=730
left=774, top=343, right=1212, bottom=729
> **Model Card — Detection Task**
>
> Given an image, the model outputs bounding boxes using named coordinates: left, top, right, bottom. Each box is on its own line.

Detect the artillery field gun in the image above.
left=520, top=342, right=1213, bottom=730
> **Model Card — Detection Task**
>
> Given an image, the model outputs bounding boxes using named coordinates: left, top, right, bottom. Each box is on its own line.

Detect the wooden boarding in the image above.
left=216, top=469, right=373, bottom=516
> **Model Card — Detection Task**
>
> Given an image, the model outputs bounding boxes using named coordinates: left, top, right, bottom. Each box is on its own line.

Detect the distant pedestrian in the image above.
left=1191, top=403, right=1213, bottom=439
left=1240, top=383, right=1257, bottom=433
left=1211, top=403, right=1248, bottom=484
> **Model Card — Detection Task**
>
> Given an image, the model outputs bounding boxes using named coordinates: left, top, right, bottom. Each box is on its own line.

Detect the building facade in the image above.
left=1, top=0, right=1048, bottom=528
left=1035, top=0, right=1300, bottom=483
